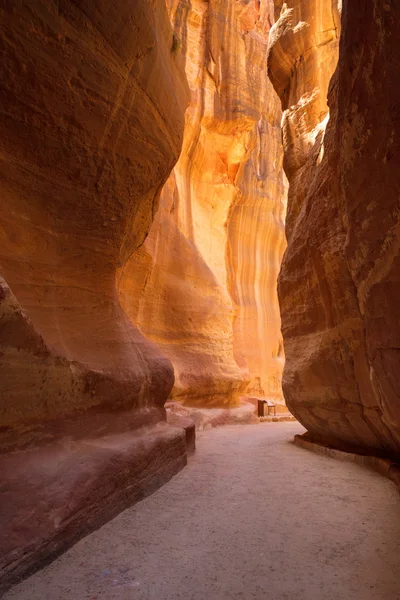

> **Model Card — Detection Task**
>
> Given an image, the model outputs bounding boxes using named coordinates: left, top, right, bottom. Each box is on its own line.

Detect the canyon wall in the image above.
left=0, top=0, right=189, bottom=590
left=269, top=0, right=400, bottom=458
left=119, top=0, right=287, bottom=407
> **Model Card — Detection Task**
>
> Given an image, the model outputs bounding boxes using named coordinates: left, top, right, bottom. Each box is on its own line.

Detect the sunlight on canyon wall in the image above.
left=119, top=0, right=287, bottom=407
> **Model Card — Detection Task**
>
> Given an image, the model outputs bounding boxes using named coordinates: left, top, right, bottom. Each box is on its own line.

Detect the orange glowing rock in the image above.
left=120, top=0, right=287, bottom=408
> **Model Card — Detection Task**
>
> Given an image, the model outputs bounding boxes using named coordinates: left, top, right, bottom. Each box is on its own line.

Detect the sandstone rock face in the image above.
left=269, top=0, right=400, bottom=458
left=0, top=0, right=189, bottom=590
left=119, top=0, right=287, bottom=407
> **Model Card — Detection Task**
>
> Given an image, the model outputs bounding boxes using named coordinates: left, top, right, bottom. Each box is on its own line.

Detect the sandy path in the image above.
left=5, top=423, right=400, bottom=600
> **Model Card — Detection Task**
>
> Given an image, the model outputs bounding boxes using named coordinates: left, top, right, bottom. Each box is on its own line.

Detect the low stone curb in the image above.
left=294, top=434, right=400, bottom=492
left=260, top=415, right=297, bottom=423
left=166, top=413, right=196, bottom=455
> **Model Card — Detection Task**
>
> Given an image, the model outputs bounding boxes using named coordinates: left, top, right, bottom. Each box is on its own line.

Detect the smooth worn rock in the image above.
left=0, top=423, right=187, bottom=595
left=165, top=400, right=259, bottom=431
left=268, top=0, right=400, bottom=458
left=0, top=0, right=189, bottom=590
left=166, top=409, right=196, bottom=455
left=119, top=0, right=287, bottom=407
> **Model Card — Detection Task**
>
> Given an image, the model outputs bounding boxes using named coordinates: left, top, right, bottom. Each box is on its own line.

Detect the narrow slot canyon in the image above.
left=0, top=1, right=399, bottom=598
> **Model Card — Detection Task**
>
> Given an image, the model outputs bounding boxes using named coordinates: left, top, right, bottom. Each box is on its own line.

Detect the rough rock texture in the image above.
left=119, top=0, right=287, bottom=407
left=268, top=0, right=400, bottom=458
left=0, top=0, right=189, bottom=591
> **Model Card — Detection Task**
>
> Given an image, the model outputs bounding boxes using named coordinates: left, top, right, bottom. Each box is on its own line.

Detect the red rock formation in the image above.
left=0, top=0, right=189, bottom=590
left=119, top=0, right=287, bottom=407
left=268, top=0, right=400, bottom=457
left=9, top=0, right=400, bottom=591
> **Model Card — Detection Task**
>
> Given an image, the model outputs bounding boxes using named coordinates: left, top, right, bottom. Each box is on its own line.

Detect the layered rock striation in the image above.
left=119, top=0, right=287, bottom=407
left=268, top=0, right=400, bottom=458
left=0, top=0, right=189, bottom=590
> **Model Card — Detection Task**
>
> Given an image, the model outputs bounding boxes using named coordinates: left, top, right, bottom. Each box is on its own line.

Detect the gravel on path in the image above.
left=5, top=423, right=400, bottom=600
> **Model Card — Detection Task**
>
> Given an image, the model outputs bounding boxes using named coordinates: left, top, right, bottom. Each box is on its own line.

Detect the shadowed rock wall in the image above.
left=0, top=0, right=189, bottom=590
left=268, top=0, right=400, bottom=458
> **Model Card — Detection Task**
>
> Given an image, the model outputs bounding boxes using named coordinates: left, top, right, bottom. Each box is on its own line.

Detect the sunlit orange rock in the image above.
left=268, top=0, right=400, bottom=457
left=119, top=0, right=287, bottom=407
left=0, top=0, right=189, bottom=590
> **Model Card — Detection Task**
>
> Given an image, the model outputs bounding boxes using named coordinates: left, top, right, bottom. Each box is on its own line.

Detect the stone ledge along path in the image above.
left=5, top=423, right=400, bottom=600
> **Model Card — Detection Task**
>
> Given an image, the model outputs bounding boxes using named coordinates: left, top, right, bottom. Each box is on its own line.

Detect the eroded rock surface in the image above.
left=268, top=0, right=400, bottom=458
left=119, top=0, right=287, bottom=407
left=0, top=0, right=188, bottom=590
